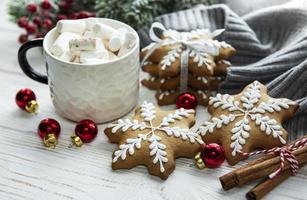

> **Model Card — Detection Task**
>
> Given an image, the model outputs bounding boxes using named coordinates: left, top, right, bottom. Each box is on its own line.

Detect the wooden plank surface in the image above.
left=0, top=1, right=306, bottom=199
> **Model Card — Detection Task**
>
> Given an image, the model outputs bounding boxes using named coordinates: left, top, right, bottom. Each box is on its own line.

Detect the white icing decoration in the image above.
left=108, top=119, right=146, bottom=133
left=209, top=93, right=241, bottom=112
left=161, top=127, right=203, bottom=143
left=140, top=101, right=156, bottom=121
left=188, top=49, right=213, bottom=71
left=160, top=47, right=182, bottom=70
left=197, top=81, right=295, bottom=156
left=158, top=90, right=175, bottom=100
left=250, top=114, right=286, bottom=144
left=161, top=108, right=195, bottom=126
left=211, top=40, right=231, bottom=48
left=110, top=101, right=202, bottom=173
left=160, top=78, right=165, bottom=84
left=197, top=76, right=208, bottom=84
left=197, top=90, right=207, bottom=100
left=219, top=60, right=231, bottom=65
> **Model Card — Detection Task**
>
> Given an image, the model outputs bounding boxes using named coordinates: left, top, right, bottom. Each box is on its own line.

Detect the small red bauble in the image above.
left=42, top=18, right=53, bottom=30
left=71, top=119, right=98, bottom=147
left=195, top=143, right=225, bottom=169
left=176, top=92, right=197, bottom=109
left=18, top=34, right=29, bottom=43
left=41, top=0, right=52, bottom=10
left=26, top=23, right=37, bottom=34
left=15, top=88, right=38, bottom=113
left=26, top=3, right=37, bottom=13
left=38, top=118, right=61, bottom=148
left=17, top=17, right=28, bottom=28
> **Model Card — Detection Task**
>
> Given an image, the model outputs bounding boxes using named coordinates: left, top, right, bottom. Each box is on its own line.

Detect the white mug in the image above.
left=18, top=18, right=140, bottom=123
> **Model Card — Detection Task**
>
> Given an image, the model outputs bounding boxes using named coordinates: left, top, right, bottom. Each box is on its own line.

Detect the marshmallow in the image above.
left=84, top=18, right=98, bottom=30
left=92, top=23, right=117, bottom=40
left=59, top=51, right=71, bottom=62
left=56, top=19, right=87, bottom=34
left=69, top=38, right=103, bottom=51
left=50, top=32, right=80, bottom=57
left=79, top=49, right=109, bottom=63
left=108, top=36, right=121, bottom=52
left=109, top=28, right=136, bottom=53
left=118, top=31, right=136, bottom=57
left=83, top=30, right=96, bottom=38
left=69, top=51, right=81, bottom=63
left=108, top=51, right=118, bottom=60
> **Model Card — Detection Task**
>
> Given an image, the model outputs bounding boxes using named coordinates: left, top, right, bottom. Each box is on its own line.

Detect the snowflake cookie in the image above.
left=105, top=101, right=203, bottom=179
left=197, top=81, right=298, bottom=165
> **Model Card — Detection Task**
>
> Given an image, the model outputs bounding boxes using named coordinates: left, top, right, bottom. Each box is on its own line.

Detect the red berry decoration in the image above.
left=35, top=32, right=45, bottom=38
left=57, top=14, right=67, bottom=21
left=38, top=118, right=61, bottom=148
left=15, top=88, right=38, bottom=113
left=32, top=16, right=42, bottom=26
left=41, top=0, right=51, bottom=10
left=18, top=34, right=29, bottom=43
left=71, top=119, right=98, bottom=147
left=176, top=92, right=197, bottom=109
left=26, top=23, right=37, bottom=34
left=195, top=143, right=225, bottom=169
left=42, top=18, right=53, bottom=30
left=77, top=11, right=93, bottom=19
left=26, top=3, right=37, bottom=13
left=17, top=17, right=28, bottom=28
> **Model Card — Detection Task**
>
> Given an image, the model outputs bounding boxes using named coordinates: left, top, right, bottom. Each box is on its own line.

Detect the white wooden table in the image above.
left=0, top=1, right=306, bottom=199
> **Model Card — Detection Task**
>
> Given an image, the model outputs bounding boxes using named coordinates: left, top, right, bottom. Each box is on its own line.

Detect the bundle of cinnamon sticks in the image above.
left=219, top=135, right=307, bottom=200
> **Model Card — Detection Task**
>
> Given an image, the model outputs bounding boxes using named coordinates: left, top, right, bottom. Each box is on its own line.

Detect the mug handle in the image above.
left=18, top=38, right=48, bottom=84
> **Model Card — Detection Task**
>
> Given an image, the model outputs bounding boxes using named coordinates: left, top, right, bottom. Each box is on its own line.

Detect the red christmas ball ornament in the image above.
left=26, top=3, right=37, bottom=13
left=26, top=23, right=37, bottom=34
left=18, top=34, right=29, bottom=43
left=15, top=88, right=38, bottom=113
left=71, top=119, right=98, bottom=147
left=41, top=0, right=52, bottom=10
left=195, top=143, right=225, bottom=169
left=38, top=118, right=61, bottom=148
left=176, top=92, right=197, bottom=109
left=17, top=17, right=28, bottom=28
left=42, top=18, right=53, bottom=30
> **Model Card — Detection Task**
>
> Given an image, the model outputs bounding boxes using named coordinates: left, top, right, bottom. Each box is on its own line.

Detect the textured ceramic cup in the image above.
left=18, top=18, right=139, bottom=123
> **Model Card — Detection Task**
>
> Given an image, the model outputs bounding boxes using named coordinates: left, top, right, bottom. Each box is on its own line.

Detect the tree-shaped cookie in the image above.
left=197, top=81, right=298, bottom=165
left=105, top=101, right=203, bottom=179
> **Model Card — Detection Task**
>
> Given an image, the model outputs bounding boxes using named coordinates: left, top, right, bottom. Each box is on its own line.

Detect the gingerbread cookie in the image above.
left=105, top=101, right=203, bottom=179
left=142, top=55, right=231, bottom=78
left=197, top=81, right=298, bottom=165
left=156, top=89, right=212, bottom=107
left=142, top=74, right=223, bottom=91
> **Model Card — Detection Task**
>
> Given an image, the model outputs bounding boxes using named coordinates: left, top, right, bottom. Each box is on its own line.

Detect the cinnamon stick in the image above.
left=220, top=154, right=276, bottom=190
left=246, top=170, right=292, bottom=200
left=220, top=135, right=307, bottom=191
left=236, top=147, right=307, bottom=186
left=246, top=162, right=306, bottom=200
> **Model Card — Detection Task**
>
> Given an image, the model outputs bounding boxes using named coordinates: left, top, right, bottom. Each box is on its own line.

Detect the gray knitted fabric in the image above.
left=138, top=4, right=307, bottom=140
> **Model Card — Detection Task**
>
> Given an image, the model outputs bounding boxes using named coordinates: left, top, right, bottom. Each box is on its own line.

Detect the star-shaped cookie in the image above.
left=197, top=81, right=298, bottom=165
left=105, top=101, right=203, bottom=179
